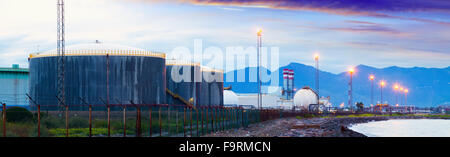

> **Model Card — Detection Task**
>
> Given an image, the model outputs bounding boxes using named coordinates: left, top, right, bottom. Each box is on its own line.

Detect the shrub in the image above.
left=5, top=107, right=33, bottom=123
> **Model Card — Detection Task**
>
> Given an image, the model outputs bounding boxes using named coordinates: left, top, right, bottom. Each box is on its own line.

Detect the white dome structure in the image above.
left=224, top=90, right=239, bottom=106
left=293, top=86, right=318, bottom=109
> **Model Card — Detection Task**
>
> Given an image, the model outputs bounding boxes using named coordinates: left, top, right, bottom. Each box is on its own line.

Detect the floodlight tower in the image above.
left=57, top=0, right=66, bottom=110
left=394, top=84, right=399, bottom=106
left=380, top=80, right=386, bottom=106
left=257, top=28, right=262, bottom=109
left=348, top=68, right=355, bottom=112
left=404, top=89, right=409, bottom=106
left=369, top=75, right=375, bottom=108
left=314, top=54, right=319, bottom=103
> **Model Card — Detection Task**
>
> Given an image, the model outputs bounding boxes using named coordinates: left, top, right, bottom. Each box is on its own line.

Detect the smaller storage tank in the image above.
left=198, top=66, right=223, bottom=106
left=165, top=61, right=201, bottom=106
left=293, top=86, right=318, bottom=109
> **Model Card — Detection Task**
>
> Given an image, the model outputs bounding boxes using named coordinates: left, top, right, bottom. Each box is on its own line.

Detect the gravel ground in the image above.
left=203, top=116, right=390, bottom=137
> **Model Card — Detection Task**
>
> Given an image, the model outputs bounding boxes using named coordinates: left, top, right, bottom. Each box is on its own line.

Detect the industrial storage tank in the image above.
left=293, top=86, right=318, bottom=109
left=28, top=42, right=166, bottom=110
left=165, top=61, right=201, bottom=106
left=198, top=66, right=224, bottom=106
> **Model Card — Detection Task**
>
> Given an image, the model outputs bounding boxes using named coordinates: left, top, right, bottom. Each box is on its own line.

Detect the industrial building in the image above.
left=0, top=64, right=29, bottom=106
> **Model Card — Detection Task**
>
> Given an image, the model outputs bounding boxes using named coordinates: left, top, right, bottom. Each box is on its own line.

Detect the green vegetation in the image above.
left=1, top=107, right=447, bottom=137
left=0, top=107, right=257, bottom=137
left=421, top=114, right=450, bottom=118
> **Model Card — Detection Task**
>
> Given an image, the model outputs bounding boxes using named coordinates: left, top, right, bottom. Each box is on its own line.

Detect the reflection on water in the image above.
left=349, top=119, right=450, bottom=137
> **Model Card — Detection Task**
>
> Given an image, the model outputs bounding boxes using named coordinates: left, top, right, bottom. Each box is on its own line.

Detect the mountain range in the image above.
left=224, top=63, right=450, bottom=107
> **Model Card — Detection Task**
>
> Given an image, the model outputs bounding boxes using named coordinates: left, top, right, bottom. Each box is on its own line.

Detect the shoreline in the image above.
left=204, top=116, right=450, bottom=137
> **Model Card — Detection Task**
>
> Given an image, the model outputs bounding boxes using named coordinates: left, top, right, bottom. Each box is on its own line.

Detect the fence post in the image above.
left=236, top=108, right=238, bottom=128
left=201, top=108, right=204, bottom=135
left=222, top=108, right=225, bottom=131
left=149, top=106, right=152, bottom=137
left=65, top=105, right=69, bottom=137
left=219, top=107, right=222, bottom=131
left=123, top=106, right=127, bottom=137
left=167, top=105, right=170, bottom=136
left=226, top=108, right=229, bottom=129
left=196, top=108, right=199, bottom=137
left=159, top=105, right=162, bottom=137
left=89, top=105, right=92, bottom=137
left=2, top=103, right=5, bottom=137
left=212, top=107, right=215, bottom=133
left=206, top=107, right=209, bottom=134
left=216, top=107, right=219, bottom=131
left=37, top=105, right=41, bottom=137
left=241, top=108, right=244, bottom=127
left=107, top=105, right=111, bottom=137
left=183, top=107, right=186, bottom=137
left=137, top=106, right=141, bottom=137
left=176, top=106, right=179, bottom=136
left=190, top=107, right=193, bottom=137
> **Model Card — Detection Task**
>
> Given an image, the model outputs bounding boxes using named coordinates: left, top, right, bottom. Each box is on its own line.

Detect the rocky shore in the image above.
left=203, top=116, right=449, bottom=137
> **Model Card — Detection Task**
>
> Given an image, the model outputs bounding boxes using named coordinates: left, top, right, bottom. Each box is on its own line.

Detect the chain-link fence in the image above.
left=0, top=101, right=394, bottom=137
left=0, top=102, right=285, bottom=137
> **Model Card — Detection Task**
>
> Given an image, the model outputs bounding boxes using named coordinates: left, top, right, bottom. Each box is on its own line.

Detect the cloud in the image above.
left=187, top=0, right=450, bottom=13
left=296, top=22, right=414, bottom=38
left=179, top=0, right=450, bottom=26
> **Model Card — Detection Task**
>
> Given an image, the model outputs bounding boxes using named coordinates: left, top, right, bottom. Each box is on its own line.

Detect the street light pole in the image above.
left=380, top=80, right=386, bottom=112
left=404, top=89, right=409, bottom=107
left=315, top=54, right=319, bottom=104
left=348, top=68, right=354, bottom=112
left=399, top=87, right=404, bottom=106
left=394, top=84, right=399, bottom=106
left=257, top=29, right=262, bottom=109
left=370, top=75, right=374, bottom=106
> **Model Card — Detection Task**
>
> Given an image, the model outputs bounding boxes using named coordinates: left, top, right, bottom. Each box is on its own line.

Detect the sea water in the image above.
left=349, top=119, right=450, bottom=137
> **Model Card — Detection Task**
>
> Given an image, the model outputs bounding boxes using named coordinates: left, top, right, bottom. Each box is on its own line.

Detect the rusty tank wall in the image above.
left=29, top=55, right=166, bottom=111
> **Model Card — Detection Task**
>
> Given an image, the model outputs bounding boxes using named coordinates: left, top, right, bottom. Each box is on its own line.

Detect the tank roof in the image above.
left=201, top=66, right=224, bottom=73
left=166, top=60, right=201, bottom=66
left=29, top=43, right=165, bottom=59
left=0, top=65, right=29, bottom=73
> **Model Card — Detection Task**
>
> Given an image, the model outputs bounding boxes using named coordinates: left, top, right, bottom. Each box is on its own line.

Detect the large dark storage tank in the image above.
left=165, top=61, right=201, bottom=106
left=198, top=67, right=224, bottom=106
left=28, top=43, right=166, bottom=111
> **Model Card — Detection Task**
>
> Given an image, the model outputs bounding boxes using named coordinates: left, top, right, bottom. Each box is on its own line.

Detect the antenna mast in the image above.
left=57, top=0, right=66, bottom=109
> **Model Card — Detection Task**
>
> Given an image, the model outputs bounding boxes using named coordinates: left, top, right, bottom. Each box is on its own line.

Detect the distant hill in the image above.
left=224, top=63, right=450, bottom=107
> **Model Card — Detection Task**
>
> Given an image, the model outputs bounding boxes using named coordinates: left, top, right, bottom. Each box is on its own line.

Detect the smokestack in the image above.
left=290, top=69, right=295, bottom=99
left=288, top=70, right=294, bottom=99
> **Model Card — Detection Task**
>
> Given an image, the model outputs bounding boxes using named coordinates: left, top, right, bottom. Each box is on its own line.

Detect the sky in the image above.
left=0, top=0, right=449, bottom=74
